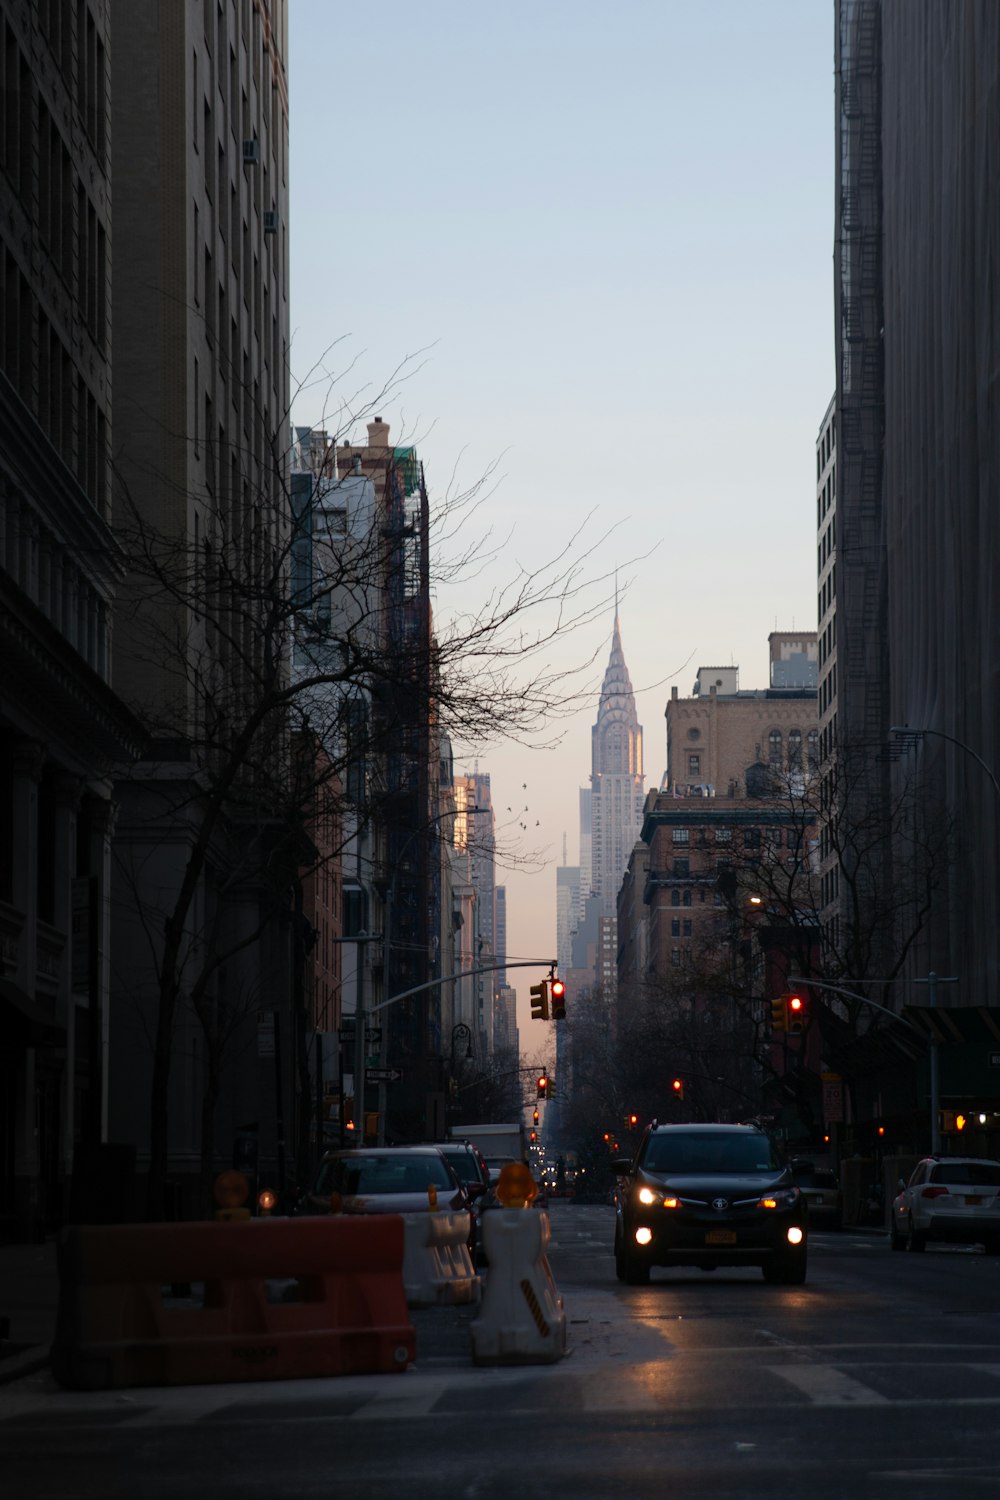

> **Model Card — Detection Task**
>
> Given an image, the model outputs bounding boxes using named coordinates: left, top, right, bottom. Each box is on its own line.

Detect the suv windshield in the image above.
left=642, top=1131, right=783, bottom=1175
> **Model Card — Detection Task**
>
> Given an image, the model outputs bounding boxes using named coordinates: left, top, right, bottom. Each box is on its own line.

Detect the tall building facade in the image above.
left=882, top=2, right=1000, bottom=1001
left=833, top=1, right=1000, bottom=1015
left=108, top=0, right=291, bottom=1201
left=0, top=0, right=142, bottom=1239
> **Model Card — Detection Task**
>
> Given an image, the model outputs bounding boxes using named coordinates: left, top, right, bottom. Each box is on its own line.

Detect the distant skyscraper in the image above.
left=591, top=615, right=645, bottom=914
left=590, top=615, right=645, bottom=997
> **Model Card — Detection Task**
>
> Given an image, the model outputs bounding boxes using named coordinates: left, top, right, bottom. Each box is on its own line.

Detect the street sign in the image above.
left=990, top=1050, right=1000, bottom=1068
left=340, top=1024, right=382, bottom=1045
left=256, top=1011, right=276, bottom=1058
left=365, top=1066, right=403, bottom=1084
left=822, top=1077, right=844, bottom=1125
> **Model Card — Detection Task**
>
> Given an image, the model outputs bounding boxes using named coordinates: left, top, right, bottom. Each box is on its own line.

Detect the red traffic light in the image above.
left=671, top=1078, right=685, bottom=1101
left=785, top=993, right=806, bottom=1033
left=537, top=1074, right=548, bottom=1099
left=550, top=977, right=567, bottom=1020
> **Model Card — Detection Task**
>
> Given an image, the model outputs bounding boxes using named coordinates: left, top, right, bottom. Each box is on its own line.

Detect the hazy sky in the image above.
left=288, top=1, right=836, bottom=1054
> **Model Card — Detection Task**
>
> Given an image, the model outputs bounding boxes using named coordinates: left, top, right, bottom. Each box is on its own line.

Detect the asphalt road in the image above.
left=3, top=1204, right=1000, bottom=1499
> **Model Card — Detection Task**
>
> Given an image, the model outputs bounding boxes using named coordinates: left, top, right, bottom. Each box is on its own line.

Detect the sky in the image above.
left=288, top=0, right=836, bottom=1053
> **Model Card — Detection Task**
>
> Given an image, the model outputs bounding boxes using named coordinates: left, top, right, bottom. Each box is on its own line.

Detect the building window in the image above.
left=673, top=857, right=689, bottom=877
left=769, top=729, right=782, bottom=767
left=788, top=729, right=802, bottom=770
left=807, top=728, right=819, bottom=768
left=671, top=947, right=681, bottom=967
left=688, top=754, right=700, bottom=776
left=672, top=828, right=689, bottom=844
left=716, top=828, right=732, bottom=845
left=671, top=890, right=680, bottom=907
left=744, top=829, right=760, bottom=850
left=682, top=889, right=692, bottom=907
left=671, top=918, right=680, bottom=937
left=683, top=919, right=692, bottom=937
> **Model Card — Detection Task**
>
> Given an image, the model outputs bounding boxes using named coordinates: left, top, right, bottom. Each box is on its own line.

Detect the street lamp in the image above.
left=889, top=724, right=1000, bottom=802
left=451, top=1021, right=473, bottom=1063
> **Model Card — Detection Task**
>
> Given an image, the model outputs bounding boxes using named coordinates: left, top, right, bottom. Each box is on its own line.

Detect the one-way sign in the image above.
left=365, top=1066, right=404, bottom=1084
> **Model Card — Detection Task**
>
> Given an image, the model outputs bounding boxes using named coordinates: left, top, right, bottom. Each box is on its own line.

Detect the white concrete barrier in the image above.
left=470, top=1208, right=566, bottom=1364
left=402, top=1210, right=480, bottom=1308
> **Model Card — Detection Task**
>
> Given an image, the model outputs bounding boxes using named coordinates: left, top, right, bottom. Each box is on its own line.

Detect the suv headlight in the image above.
left=637, top=1186, right=659, bottom=1206
left=757, top=1188, right=801, bottom=1211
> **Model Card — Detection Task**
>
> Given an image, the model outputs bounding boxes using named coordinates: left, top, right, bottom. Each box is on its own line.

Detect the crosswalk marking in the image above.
left=353, top=1378, right=450, bottom=1420
left=767, top=1365, right=890, bottom=1405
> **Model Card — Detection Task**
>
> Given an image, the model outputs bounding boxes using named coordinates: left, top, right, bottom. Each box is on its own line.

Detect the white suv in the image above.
left=890, top=1156, right=1000, bottom=1253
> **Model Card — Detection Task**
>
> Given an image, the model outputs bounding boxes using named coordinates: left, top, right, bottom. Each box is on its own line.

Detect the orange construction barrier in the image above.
left=51, top=1215, right=415, bottom=1390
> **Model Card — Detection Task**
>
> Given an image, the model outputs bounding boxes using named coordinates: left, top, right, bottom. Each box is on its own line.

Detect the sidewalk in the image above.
left=0, top=1238, right=58, bottom=1385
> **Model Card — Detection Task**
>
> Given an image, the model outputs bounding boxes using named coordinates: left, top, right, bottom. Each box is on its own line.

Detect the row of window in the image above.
left=767, top=727, right=819, bottom=770
left=817, top=458, right=836, bottom=526
left=0, top=488, right=110, bottom=679
left=0, top=253, right=107, bottom=513
left=819, top=564, right=836, bottom=619
left=818, top=513, right=836, bottom=572
left=816, top=416, right=835, bottom=479
left=4, top=7, right=106, bottom=189
left=671, top=825, right=805, bottom=848
left=820, top=663, right=837, bottom=716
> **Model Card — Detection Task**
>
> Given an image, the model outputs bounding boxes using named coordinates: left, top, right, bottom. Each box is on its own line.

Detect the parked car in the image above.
left=421, top=1140, right=490, bottom=1261
left=612, top=1122, right=808, bottom=1285
left=298, top=1146, right=472, bottom=1221
left=790, top=1160, right=843, bottom=1228
left=890, top=1155, right=1000, bottom=1253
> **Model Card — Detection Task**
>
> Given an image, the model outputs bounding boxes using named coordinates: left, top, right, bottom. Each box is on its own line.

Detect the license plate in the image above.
left=965, top=1195, right=982, bottom=1205
left=705, top=1230, right=737, bottom=1245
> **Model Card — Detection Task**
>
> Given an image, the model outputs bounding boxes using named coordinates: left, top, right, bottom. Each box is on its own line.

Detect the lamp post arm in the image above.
left=890, top=725, right=1000, bottom=803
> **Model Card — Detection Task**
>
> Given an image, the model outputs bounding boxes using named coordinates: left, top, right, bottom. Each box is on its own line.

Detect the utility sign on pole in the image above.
left=256, top=1010, right=276, bottom=1058
left=365, top=1066, right=403, bottom=1084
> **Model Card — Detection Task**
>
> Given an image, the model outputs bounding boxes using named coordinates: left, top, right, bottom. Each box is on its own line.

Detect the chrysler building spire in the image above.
left=590, top=613, right=645, bottom=918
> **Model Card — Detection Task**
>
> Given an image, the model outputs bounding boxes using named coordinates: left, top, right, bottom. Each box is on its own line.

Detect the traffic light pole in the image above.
left=786, top=971, right=957, bottom=1154
left=368, top=958, right=558, bottom=1016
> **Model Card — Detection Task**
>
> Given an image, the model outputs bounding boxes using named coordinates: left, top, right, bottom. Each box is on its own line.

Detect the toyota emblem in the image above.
left=711, top=1197, right=729, bottom=1211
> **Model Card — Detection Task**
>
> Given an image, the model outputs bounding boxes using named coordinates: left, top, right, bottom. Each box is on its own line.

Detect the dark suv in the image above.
left=613, top=1123, right=808, bottom=1285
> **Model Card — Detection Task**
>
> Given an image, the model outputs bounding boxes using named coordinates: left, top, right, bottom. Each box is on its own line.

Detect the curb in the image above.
left=0, top=1346, right=49, bottom=1387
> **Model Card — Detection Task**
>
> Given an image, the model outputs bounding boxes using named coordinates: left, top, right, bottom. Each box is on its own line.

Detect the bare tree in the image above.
left=111, top=385, right=628, bottom=1217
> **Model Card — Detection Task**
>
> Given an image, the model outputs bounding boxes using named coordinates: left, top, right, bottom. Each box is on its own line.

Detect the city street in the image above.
left=3, top=1202, right=1000, bottom=1499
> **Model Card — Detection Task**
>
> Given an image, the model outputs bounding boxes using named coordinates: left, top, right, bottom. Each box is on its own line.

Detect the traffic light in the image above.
left=529, top=981, right=549, bottom=1021
left=770, top=997, right=786, bottom=1033
left=671, top=1077, right=684, bottom=1102
left=956, top=1113, right=967, bottom=1132
left=551, top=977, right=567, bottom=1021
left=628, top=1113, right=638, bottom=1128
left=533, top=1107, right=539, bottom=1125
left=785, top=993, right=806, bottom=1034
left=530, top=1129, right=537, bottom=1143
left=537, top=1073, right=549, bottom=1101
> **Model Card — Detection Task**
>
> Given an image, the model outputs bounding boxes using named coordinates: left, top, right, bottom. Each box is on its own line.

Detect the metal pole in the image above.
left=273, top=1010, right=286, bottom=1196
left=928, top=971, right=941, bottom=1154
left=353, top=936, right=366, bottom=1143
